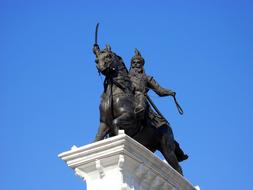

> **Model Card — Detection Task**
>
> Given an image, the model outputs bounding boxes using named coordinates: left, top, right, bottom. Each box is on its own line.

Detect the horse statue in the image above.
left=92, top=43, right=183, bottom=175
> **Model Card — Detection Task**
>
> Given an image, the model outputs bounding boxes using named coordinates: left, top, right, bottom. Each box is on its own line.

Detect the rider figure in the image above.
left=129, top=49, right=188, bottom=162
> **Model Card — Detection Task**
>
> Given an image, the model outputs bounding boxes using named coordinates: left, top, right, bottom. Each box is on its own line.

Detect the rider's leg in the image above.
left=134, top=93, right=147, bottom=122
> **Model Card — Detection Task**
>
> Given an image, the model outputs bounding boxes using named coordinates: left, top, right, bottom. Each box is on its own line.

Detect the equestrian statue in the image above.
left=92, top=24, right=187, bottom=175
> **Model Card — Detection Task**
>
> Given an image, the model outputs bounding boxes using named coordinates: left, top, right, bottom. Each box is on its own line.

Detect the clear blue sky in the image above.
left=1, top=1, right=253, bottom=190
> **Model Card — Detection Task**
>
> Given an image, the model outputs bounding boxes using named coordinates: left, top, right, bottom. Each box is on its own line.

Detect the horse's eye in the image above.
left=95, top=59, right=98, bottom=63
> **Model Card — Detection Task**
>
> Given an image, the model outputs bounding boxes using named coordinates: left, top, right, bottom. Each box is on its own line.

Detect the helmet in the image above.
left=131, top=48, right=145, bottom=66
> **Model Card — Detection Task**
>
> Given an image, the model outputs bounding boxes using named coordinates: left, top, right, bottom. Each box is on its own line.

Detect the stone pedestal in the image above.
left=58, top=131, right=196, bottom=190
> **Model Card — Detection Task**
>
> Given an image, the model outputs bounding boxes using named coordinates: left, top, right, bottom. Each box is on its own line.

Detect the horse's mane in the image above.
left=115, top=54, right=129, bottom=74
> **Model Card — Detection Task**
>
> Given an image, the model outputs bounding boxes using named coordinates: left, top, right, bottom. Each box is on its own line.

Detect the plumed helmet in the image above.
left=131, top=48, right=145, bottom=65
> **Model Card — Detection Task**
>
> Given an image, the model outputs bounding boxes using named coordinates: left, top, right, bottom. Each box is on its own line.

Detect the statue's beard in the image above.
left=130, top=66, right=144, bottom=74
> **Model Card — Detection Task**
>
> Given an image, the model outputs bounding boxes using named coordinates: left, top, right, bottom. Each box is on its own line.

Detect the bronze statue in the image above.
left=92, top=24, right=186, bottom=175
left=129, top=49, right=188, bottom=162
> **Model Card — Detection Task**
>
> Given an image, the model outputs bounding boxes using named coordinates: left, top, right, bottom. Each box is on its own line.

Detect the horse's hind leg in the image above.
left=160, top=128, right=183, bottom=175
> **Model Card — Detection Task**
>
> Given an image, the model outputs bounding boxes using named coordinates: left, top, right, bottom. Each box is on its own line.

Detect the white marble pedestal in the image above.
left=58, top=131, right=196, bottom=190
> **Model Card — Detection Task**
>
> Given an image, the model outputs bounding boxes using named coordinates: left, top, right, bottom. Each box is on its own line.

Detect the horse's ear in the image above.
left=106, top=44, right=111, bottom=52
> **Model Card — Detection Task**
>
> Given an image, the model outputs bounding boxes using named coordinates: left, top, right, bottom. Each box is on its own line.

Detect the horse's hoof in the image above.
left=178, top=154, right=189, bottom=162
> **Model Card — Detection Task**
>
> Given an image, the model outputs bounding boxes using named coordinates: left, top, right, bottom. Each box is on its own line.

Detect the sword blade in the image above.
left=95, top=23, right=99, bottom=44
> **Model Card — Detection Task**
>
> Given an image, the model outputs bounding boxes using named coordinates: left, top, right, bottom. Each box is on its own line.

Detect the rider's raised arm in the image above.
left=93, top=44, right=100, bottom=57
left=147, top=75, right=175, bottom=97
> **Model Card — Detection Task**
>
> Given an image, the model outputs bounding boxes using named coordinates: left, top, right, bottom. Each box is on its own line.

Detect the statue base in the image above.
left=58, top=131, right=197, bottom=190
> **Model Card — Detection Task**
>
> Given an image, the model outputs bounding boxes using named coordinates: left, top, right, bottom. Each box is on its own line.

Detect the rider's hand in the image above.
left=171, top=91, right=176, bottom=96
left=93, top=44, right=100, bottom=55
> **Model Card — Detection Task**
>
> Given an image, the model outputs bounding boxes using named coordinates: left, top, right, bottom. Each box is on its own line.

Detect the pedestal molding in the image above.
left=59, top=133, right=196, bottom=190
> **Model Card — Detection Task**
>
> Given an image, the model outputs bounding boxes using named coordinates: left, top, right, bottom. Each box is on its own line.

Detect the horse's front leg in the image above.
left=112, top=111, right=136, bottom=136
left=94, top=122, right=110, bottom=142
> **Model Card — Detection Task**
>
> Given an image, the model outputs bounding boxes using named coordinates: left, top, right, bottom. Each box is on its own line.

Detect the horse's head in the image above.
left=93, top=44, right=120, bottom=76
